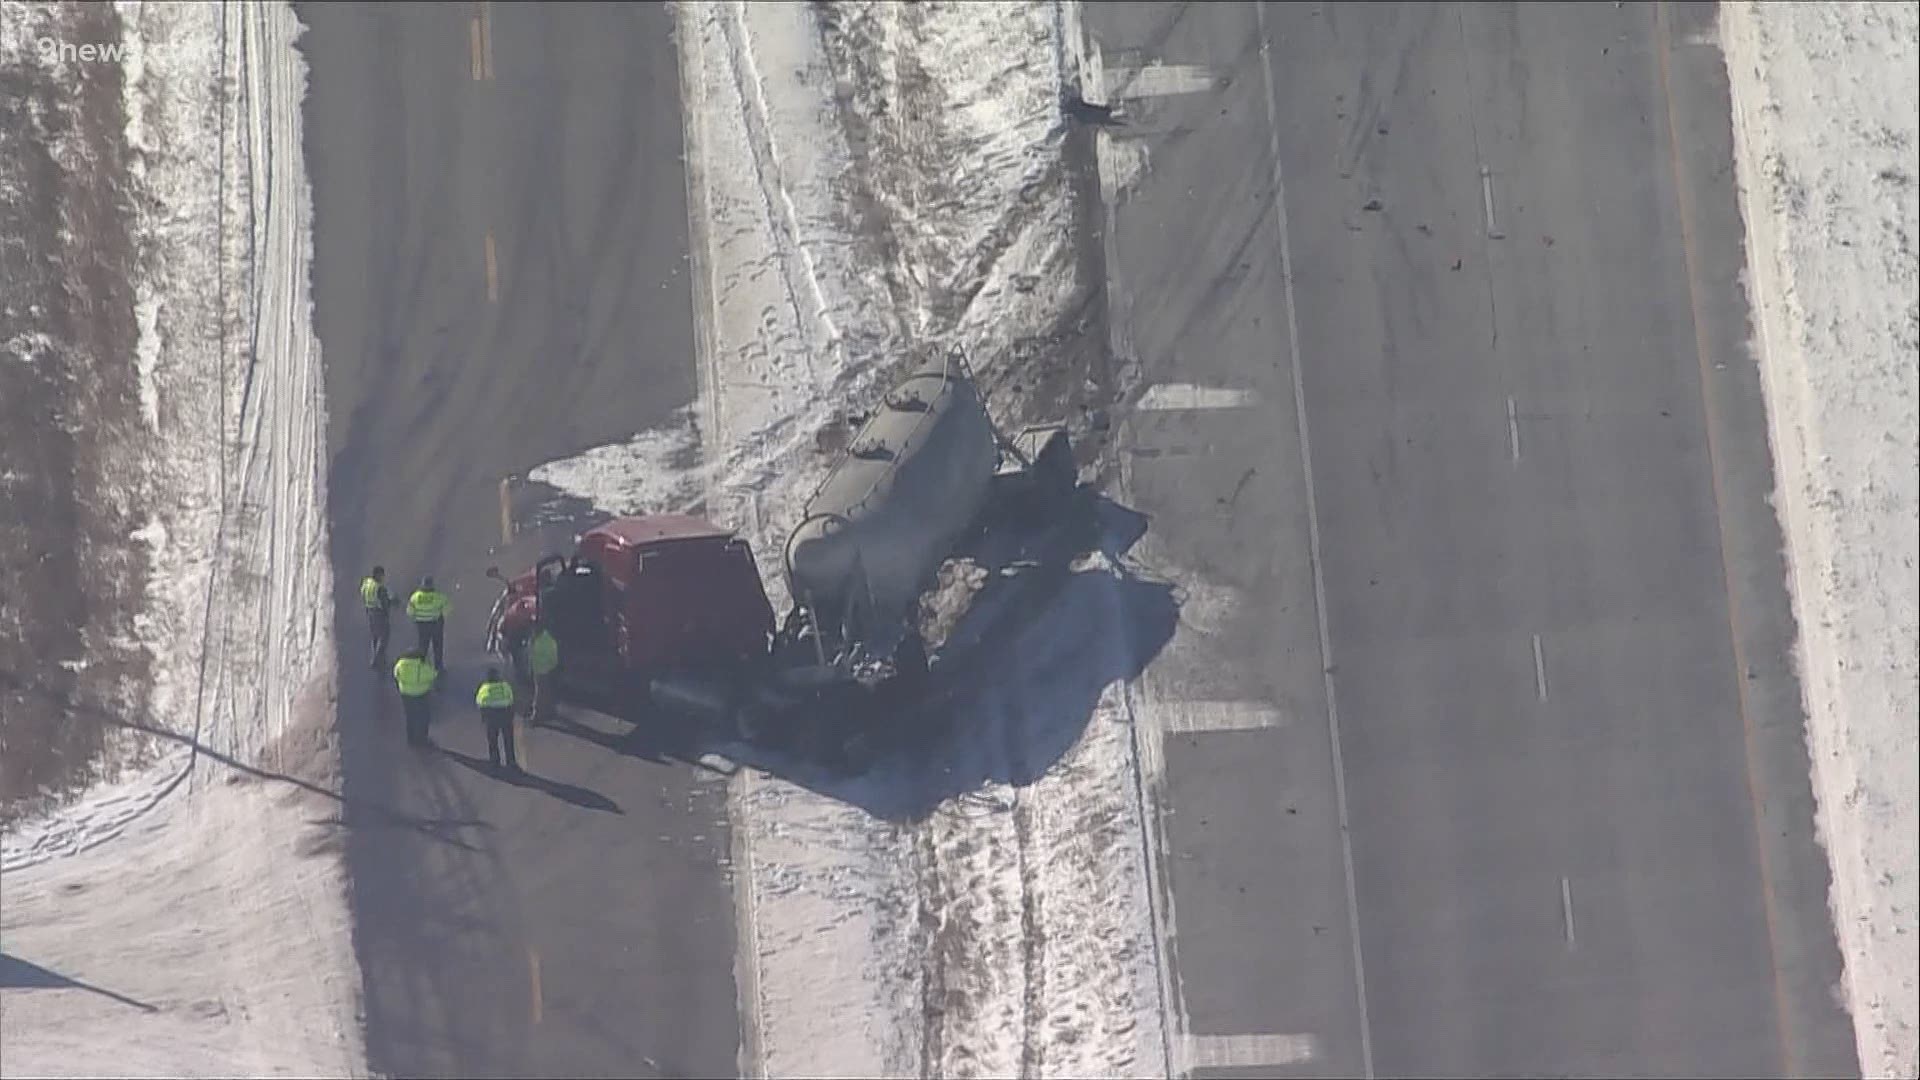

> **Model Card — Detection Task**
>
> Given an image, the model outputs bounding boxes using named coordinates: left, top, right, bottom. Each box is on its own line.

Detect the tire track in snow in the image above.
left=714, top=0, right=837, bottom=388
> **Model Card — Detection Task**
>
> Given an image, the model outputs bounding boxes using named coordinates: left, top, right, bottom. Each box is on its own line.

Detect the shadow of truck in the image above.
left=629, top=491, right=1178, bottom=822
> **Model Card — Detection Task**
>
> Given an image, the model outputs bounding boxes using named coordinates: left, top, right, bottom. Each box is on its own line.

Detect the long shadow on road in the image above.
left=108, top=718, right=492, bottom=852
left=435, top=746, right=625, bottom=815
left=541, top=710, right=738, bottom=779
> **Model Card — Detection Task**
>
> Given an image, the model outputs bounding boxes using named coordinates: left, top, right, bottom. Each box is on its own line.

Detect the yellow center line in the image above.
left=528, top=948, right=543, bottom=1025
left=1653, top=4, right=1797, bottom=1074
left=479, top=2, right=494, bottom=81
left=498, top=476, right=513, bottom=544
left=469, top=16, right=483, bottom=81
left=484, top=231, right=499, bottom=303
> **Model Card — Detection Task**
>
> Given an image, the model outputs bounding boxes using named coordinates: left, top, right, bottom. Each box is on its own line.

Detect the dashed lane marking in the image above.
left=479, top=2, right=494, bottom=80
left=1532, top=632, right=1550, bottom=702
left=485, top=231, right=499, bottom=303
left=528, top=948, right=543, bottom=1024
left=1561, top=875, right=1578, bottom=949
left=1480, top=164, right=1503, bottom=239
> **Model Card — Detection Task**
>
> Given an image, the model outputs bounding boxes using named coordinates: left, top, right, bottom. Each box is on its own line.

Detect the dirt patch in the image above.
left=264, top=668, right=347, bottom=800
left=0, top=5, right=155, bottom=825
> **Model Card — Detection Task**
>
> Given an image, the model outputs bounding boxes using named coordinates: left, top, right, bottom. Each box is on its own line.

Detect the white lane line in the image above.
left=1480, top=164, right=1502, bottom=239
left=528, top=948, right=543, bottom=1024
left=1105, top=61, right=1225, bottom=101
left=1186, top=1032, right=1320, bottom=1069
left=1561, top=875, right=1578, bottom=948
left=1163, top=700, right=1287, bottom=735
left=1256, top=7, right=1377, bottom=1076
left=1532, top=632, right=1549, bottom=701
left=1507, top=395, right=1521, bottom=462
left=485, top=231, right=499, bottom=303
left=1136, top=383, right=1261, bottom=411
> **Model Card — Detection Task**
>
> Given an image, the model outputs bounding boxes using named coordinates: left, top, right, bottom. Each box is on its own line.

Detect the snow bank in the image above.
left=527, top=1, right=1165, bottom=1075
left=1719, top=4, right=1920, bottom=1077
left=1, top=2, right=364, bottom=1076
left=1, top=706, right=363, bottom=1079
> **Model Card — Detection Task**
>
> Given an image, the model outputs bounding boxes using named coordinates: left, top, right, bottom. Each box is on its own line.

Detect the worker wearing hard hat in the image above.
left=393, top=648, right=438, bottom=747
left=475, top=666, right=520, bottom=772
left=407, top=576, right=450, bottom=673
left=360, top=565, right=394, bottom=671
left=528, top=621, right=560, bottom=725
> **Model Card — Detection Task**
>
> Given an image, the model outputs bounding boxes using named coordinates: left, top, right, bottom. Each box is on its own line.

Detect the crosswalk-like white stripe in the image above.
left=1184, top=1032, right=1320, bottom=1069
left=1136, top=383, right=1260, bottom=410
left=1105, top=62, right=1226, bottom=100
left=1162, top=700, right=1287, bottom=734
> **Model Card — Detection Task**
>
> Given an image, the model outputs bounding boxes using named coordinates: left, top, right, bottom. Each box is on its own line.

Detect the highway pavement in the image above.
left=299, top=4, right=738, bottom=1077
left=1081, top=2, right=1861, bottom=1077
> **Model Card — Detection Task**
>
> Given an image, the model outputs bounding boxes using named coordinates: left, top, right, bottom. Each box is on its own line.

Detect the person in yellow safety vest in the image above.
left=527, top=622, right=560, bottom=725
left=407, top=576, right=450, bottom=674
left=475, top=666, right=519, bottom=772
left=392, top=649, right=438, bottom=748
left=361, top=565, right=395, bottom=671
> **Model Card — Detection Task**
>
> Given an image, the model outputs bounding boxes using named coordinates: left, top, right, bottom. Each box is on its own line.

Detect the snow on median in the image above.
left=1, top=3, right=364, bottom=1077
left=1720, top=3, right=1919, bottom=1077
left=526, top=2, right=1166, bottom=1076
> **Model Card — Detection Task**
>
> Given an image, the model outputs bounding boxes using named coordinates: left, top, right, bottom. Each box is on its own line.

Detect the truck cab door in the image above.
left=549, top=560, right=619, bottom=691
left=533, top=555, right=567, bottom=627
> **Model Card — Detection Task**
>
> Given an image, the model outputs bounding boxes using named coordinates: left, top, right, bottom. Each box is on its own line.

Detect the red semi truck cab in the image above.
left=492, top=515, right=777, bottom=698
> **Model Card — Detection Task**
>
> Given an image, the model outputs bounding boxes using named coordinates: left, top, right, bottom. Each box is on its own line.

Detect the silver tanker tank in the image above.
left=784, top=354, right=1000, bottom=658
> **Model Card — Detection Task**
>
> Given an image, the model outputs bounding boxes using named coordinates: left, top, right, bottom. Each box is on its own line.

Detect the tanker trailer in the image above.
left=783, top=352, right=1000, bottom=662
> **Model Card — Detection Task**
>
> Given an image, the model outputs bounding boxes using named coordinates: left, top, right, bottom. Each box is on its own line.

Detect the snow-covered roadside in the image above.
left=1719, top=4, right=1920, bottom=1078
left=1, top=3, right=363, bottom=1076
left=529, top=1, right=1165, bottom=1075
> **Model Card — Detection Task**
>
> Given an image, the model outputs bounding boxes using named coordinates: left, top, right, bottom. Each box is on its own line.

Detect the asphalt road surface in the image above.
left=1084, top=2, right=1860, bottom=1077
left=300, top=4, right=738, bottom=1077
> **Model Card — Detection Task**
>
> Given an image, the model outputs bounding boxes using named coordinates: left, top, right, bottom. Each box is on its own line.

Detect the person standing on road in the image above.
left=475, top=666, right=519, bottom=772
left=393, top=648, right=438, bottom=748
left=361, top=565, right=395, bottom=670
left=408, top=576, right=450, bottom=673
left=527, top=621, right=560, bottom=725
